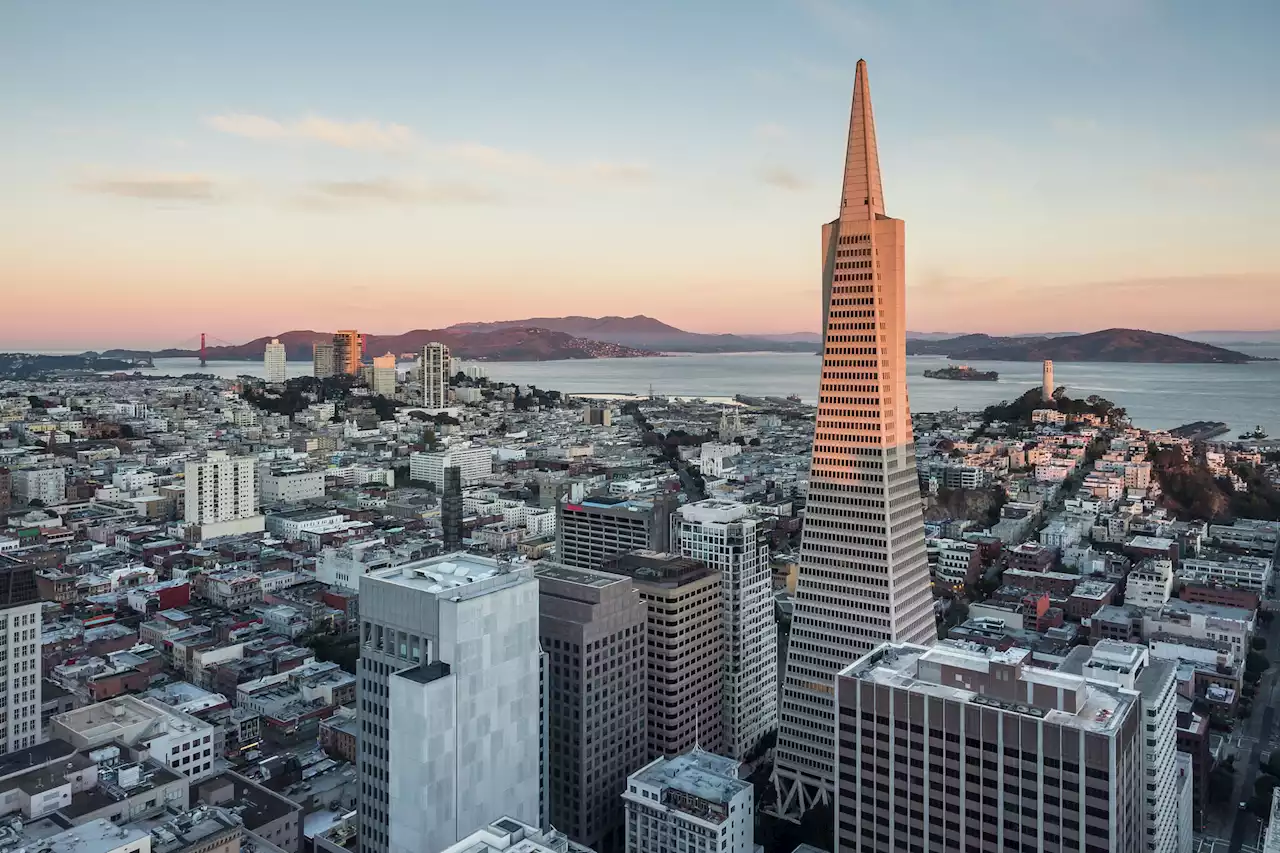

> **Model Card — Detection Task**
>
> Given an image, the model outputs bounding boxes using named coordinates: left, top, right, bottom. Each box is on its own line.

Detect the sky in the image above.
left=2, top=1, right=1279, bottom=348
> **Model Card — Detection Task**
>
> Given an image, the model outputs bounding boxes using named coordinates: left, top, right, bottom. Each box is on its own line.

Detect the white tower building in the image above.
left=1043, top=359, right=1055, bottom=401
left=671, top=499, right=777, bottom=760
left=263, top=338, right=287, bottom=383
left=423, top=342, right=451, bottom=410
left=183, top=450, right=264, bottom=539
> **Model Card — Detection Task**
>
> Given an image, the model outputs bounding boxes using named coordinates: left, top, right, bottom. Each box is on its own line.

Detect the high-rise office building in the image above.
left=371, top=352, right=397, bottom=397
left=263, top=338, right=287, bottom=383
left=333, top=329, right=361, bottom=376
left=0, top=554, right=42, bottom=754
left=441, top=465, right=464, bottom=552
left=603, top=552, right=725, bottom=759
left=556, top=495, right=677, bottom=571
left=422, top=342, right=451, bottom=409
left=1060, top=641, right=1189, bottom=853
left=834, top=641, right=1145, bottom=853
left=183, top=450, right=264, bottom=540
left=1043, top=360, right=1055, bottom=401
left=623, top=749, right=755, bottom=853
left=670, top=500, right=776, bottom=761
left=359, top=555, right=542, bottom=853
left=772, top=58, right=938, bottom=817
left=536, top=563, right=648, bottom=852
left=313, top=342, right=336, bottom=379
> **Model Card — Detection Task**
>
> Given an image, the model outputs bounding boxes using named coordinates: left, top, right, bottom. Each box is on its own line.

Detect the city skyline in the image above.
left=4, top=2, right=1280, bottom=348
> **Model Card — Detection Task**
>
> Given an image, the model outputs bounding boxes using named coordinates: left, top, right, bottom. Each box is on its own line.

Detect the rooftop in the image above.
left=535, top=563, right=629, bottom=589
left=18, top=818, right=149, bottom=853
left=364, top=554, right=534, bottom=600
left=629, top=748, right=748, bottom=807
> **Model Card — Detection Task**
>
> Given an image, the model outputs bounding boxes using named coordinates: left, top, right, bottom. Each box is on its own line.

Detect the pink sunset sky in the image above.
left=2, top=3, right=1278, bottom=349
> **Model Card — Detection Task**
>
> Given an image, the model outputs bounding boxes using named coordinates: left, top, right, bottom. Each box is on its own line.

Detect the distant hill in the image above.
left=105, top=327, right=657, bottom=362
left=905, top=328, right=1265, bottom=363
left=448, top=315, right=816, bottom=352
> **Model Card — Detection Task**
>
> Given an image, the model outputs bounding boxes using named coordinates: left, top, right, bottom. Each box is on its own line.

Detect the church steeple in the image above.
left=840, top=59, right=884, bottom=221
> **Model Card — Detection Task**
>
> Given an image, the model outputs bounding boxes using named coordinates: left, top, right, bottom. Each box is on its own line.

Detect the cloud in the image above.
left=758, top=165, right=811, bottom=191
left=755, top=122, right=788, bottom=140
left=205, top=114, right=417, bottom=152
left=298, top=177, right=501, bottom=207
left=1143, top=170, right=1236, bottom=193
left=438, top=143, right=652, bottom=185
left=77, top=173, right=221, bottom=201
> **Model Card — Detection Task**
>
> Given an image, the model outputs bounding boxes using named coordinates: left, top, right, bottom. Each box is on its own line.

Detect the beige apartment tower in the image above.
left=333, top=329, right=361, bottom=375
left=313, top=342, right=336, bottom=379
left=603, top=551, right=725, bottom=759
left=771, top=59, right=938, bottom=818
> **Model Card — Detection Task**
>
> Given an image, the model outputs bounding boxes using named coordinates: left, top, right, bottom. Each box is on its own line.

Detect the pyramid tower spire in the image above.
left=840, top=58, right=884, bottom=221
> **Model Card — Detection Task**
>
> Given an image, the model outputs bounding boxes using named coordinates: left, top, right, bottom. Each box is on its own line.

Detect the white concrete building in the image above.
left=51, top=695, right=217, bottom=780
left=359, top=555, right=542, bottom=853
left=422, top=342, right=451, bottom=410
left=410, top=445, right=492, bottom=490
left=1181, top=553, right=1272, bottom=592
left=623, top=749, right=754, bottom=853
left=1066, top=641, right=1187, bottom=853
left=265, top=508, right=347, bottom=541
left=437, top=818, right=578, bottom=853
left=671, top=500, right=777, bottom=760
left=1126, top=559, right=1175, bottom=610
left=263, top=338, right=287, bottom=383
left=372, top=353, right=397, bottom=398
left=11, top=466, right=65, bottom=506
left=260, top=468, right=326, bottom=504
left=0, top=554, right=43, bottom=753
left=183, top=450, right=264, bottom=540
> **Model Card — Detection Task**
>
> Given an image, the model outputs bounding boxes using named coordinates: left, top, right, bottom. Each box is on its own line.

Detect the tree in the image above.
left=1247, top=650, right=1270, bottom=675
left=25, top=499, right=44, bottom=508
left=1253, top=636, right=1268, bottom=652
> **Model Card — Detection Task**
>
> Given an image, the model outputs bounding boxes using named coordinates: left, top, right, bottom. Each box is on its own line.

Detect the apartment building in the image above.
left=409, top=445, right=492, bottom=490
left=0, top=554, right=42, bottom=753
left=183, top=451, right=263, bottom=540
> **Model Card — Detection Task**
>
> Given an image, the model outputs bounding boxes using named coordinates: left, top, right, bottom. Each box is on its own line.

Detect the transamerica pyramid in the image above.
left=771, top=59, right=938, bottom=819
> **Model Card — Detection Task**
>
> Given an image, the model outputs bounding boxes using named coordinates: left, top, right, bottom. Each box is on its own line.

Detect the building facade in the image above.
left=409, top=445, right=493, bottom=490
left=371, top=353, right=397, bottom=398
left=603, top=552, right=724, bottom=759
left=671, top=500, right=777, bottom=760
left=556, top=495, right=676, bottom=571
left=313, top=342, right=336, bottom=379
left=623, top=749, right=754, bottom=853
left=773, top=60, right=938, bottom=818
left=536, top=563, right=648, bottom=851
left=834, top=641, right=1145, bottom=853
left=0, top=554, right=42, bottom=753
left=183, top=451, right=263, bottom=540
left=422, top=342, right=451, bottom=409
left=263, top=339, right=287, bottom=383
left=357, top=555, right=542, bottom=853
left=333, top=330, right=361, bottom=376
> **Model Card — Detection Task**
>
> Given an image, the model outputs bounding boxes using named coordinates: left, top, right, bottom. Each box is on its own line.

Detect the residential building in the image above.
left=51, top=695, right=217, bottom=780
left=333, top=330, right=361, bottom=376
left=263, top=339, right=287, bottom=384
left=602, top=552, right=724, bottom=759
left=1180, top=552, right=1272, bottom=592
left=12, top=466, right=65, bottom=506
left=409, top=445, right=492, bottom=490
left=183, top=451, right=264, bottom=540
left=834, top=641, right=1145, bottom=853
left=0, top=554, right=42, bottom=753
left=773, top=60, right=938, bottom=819
left=671, top=500, right=776, bottom=760
left=358, top=554, right=542, bottom=853
left=623, top=749, right=754, bottom=853
left=371, top=353, right=397, bottom=398
left=259, top=468, right=325, bottom=504
left=1126, top=559, right=1175, bottom=610
left=556, top=495, right=676, bottom=571
left=422, top=342, right=451, bottom=409
left=536, top=563, right=648, bottom=851
left=313, top=343, right=336, bottom=379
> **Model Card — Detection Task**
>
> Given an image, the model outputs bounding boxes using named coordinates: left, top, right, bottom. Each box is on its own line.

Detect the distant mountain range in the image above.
left=905, top=329, right=1266, bottom=364
left=448, top=315, right=817, bottom=353
left=104, top=327, right=656, bottom=362
left=99, top=319, right=1274, bottom=364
